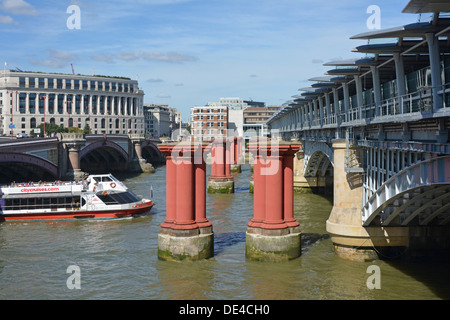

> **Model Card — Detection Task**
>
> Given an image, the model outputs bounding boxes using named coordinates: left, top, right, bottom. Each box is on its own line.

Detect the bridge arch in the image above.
left=141, top=140, right=164, bottom=165
left=0, top=152, right=58, bottom=183
left=303, top=142, right=334, bottom=178
left=79, top=139, right=129, bottom=173
left=362, top=156, right=450, bottom=227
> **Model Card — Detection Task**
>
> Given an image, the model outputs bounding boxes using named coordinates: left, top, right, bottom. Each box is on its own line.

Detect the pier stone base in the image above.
left=158, top=227, right=214, bottom=261
left=245, top=226, right=301, bottom=262
left=230, top=164, right=242, bottom=173
left=64, top=169, right=87, bottom=181
left=207, top=177, right=234, bottom=193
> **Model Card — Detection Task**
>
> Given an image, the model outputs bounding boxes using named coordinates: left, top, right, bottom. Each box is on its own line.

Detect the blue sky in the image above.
left=0, top=0, right=422, bottom=120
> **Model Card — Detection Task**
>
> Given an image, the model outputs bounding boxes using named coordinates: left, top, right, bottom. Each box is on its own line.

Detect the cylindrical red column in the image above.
left=173, top=152, right=197, bottom=229
left=195, top=156, right=211, bottom=228
left=211, top=147, right=217, bottom=177
left=262, top=154, right=286, bottom=229
left=225, top=142, right=232, bottom=177
left=213, top=141, right=225, bottom=178
left=248, top=150, right=265, bottom=228
left=283, top=154, right=299, bottom=227
left=161, top=154, right=176, bottom=228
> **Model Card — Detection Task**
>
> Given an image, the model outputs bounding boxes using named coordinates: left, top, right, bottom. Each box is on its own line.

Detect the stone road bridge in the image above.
left=0, top=133, right=164, bottom=183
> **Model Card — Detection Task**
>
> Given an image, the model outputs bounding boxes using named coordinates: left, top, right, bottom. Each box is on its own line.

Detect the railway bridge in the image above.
left=267, top=0, right=450, bottom=261
left=0, top=133, right=164, bottom=183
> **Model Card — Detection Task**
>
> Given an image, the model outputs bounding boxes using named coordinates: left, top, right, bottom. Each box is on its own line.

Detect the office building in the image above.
left=0, top=70, right=145, bottom=136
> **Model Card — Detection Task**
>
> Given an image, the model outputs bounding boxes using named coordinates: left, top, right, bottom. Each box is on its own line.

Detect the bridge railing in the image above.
left=279, top=84, right=450, bottom=133
left=379, top=87, right=433, bottom=117
left=339, top=84, right=450, bottom=126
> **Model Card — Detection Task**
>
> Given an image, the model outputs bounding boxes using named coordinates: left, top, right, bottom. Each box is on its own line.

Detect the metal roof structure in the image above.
left=402, top=0, right=450, bottom=14
left=267, top=0, right=450, bottom=126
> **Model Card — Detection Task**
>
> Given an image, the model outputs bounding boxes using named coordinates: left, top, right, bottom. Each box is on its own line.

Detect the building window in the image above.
left=65, top=79, right=72, bottom=90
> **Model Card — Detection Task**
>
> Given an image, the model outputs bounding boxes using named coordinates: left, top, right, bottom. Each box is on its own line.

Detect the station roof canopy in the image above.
left=350, top=21, right=450, bottom=40
left=308, top=75, right=347, bottom=83
left=402, top=0, right=450, bottom=14
left=323, top=58, right=377, bottom=66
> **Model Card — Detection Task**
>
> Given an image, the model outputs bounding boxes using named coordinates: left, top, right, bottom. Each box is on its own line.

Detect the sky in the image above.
left=0, top=0, right=424, bottom=120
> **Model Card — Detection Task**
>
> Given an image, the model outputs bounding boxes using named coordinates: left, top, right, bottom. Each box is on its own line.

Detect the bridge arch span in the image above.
left=303, top=141, right=334, bottom=178
left=362, top=156, right=450, bottom=227
left=0, top=152, right=58, bottom=183
left=141, top=140, right=164, bottom=165
left=304, top=150, right=333, bottom=177
left=79, top=139, right=129, bottom=173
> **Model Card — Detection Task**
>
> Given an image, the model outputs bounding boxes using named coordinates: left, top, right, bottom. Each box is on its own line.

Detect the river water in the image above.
left=0, top=164, right=449, bottom=300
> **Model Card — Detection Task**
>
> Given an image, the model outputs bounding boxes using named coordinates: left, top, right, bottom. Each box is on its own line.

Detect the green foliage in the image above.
left=33, top=122, right=91, bottom=135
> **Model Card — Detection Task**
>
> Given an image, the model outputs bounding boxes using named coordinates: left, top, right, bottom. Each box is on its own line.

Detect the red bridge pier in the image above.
left=230, top=137, right=244, bottom=173
left=158, top=142, right=214, bottom=261
left=246, top=139, right=302, bottom=262
left=207, top=138, right=234, bottom=193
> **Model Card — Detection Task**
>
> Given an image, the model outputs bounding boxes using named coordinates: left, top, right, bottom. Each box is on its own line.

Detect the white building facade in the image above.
left=0, top=71, right=145, bottom=136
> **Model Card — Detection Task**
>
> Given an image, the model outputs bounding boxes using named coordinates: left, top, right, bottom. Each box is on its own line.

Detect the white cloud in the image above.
left=115, top=51, right=140, bottom=61
left=91, top=54, right=116, bottom=64
left=30, top=50, right=77, bottom=69
left=0, top=0, right=39, bottom=16
left=91, top=50, right=198, bottom=64
left=0, top=15, right=16, bottom=24
left=147, top=78, right=164, bottom=83
left=156, top=93, right=171, bottom=98
left=140, top=51, right=198, bottom=64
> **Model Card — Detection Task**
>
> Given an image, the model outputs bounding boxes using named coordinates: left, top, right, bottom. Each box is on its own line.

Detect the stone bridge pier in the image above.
left=326, top=140, right=409, bottom=261
left=60, top=133, right=160, bottom=179
left=129, top=134, right=156, bottom=174
left=60, top=133, right=87, bottom=180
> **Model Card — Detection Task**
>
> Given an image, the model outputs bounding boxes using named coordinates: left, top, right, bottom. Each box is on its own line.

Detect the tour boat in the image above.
left=0, top=174, right=154, bottom=221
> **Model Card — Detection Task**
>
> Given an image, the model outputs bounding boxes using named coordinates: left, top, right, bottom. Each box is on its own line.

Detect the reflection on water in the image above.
left=0, top=164, right=449, bottom=299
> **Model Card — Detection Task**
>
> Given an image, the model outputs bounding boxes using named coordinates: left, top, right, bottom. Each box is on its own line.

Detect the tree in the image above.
left=32, top=123, right=68, bottom=136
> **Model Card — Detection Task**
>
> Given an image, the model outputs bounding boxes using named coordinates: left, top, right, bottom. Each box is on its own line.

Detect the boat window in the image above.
left=96, top=191, right=140, bottom=205
left=2, top=196, right=82, bottom=210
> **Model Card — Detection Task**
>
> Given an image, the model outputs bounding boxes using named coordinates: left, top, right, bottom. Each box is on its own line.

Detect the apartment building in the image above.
left=190, top=105, right=228, bottom=141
